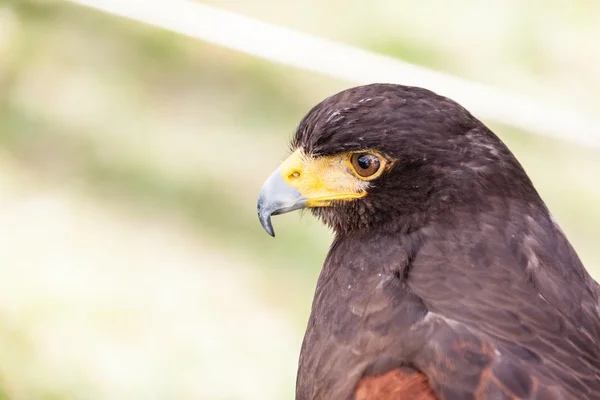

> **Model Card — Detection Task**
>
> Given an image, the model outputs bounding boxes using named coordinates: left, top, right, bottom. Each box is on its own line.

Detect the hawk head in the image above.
left=258, top=84, right=538, bottom=236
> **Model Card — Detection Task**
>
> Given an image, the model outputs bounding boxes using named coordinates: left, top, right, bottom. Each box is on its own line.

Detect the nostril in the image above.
left=289, top=171, right=301, bottom=179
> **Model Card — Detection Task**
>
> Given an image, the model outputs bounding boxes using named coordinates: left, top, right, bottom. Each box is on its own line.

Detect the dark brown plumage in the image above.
left=258, top=84, right=600, bottom=399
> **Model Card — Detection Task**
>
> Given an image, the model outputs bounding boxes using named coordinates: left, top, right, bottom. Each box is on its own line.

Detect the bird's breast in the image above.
left=296, top=243, right=429, bottom=400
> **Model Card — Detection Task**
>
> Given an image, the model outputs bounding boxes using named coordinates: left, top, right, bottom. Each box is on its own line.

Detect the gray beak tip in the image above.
left=257, top=196, right=277, bottom=236
left=259, top=211, right=276, bottom=237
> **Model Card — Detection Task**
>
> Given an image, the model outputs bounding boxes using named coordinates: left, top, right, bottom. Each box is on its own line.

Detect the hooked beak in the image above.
left=257, top=168, right=307, bottom=237
left=257, top=149, right=369, bottom=236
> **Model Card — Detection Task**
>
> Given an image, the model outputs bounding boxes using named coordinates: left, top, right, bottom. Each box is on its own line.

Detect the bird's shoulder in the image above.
left=407, top=199, right=600, bottom=398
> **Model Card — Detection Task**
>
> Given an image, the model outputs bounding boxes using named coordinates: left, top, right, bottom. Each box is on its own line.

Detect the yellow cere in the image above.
left=278, top=149, right=370, bottom=207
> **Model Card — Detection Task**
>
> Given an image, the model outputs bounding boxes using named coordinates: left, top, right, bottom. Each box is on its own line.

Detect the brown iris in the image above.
left=350, top=153, right=381, bottom=178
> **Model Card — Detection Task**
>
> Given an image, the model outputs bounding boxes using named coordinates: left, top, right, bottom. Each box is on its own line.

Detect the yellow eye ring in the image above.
left=347, top=151, right=387, bottom=180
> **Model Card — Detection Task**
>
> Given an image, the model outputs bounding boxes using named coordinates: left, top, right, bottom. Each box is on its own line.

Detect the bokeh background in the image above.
left=0, top=1, right=599, bottom=399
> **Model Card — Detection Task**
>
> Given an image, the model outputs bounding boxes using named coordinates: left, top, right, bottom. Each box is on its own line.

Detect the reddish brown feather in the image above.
left=354, top=369, right=438, bottom=400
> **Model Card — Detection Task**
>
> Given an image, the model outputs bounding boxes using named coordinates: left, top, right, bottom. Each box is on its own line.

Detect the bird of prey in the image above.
left=257, top=84, right=600, bottom=400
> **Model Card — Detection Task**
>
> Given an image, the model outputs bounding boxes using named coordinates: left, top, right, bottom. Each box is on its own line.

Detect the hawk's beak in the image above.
left=257, top=168, right=307, bottom=237
left=257, top=149, right=367, bottom=236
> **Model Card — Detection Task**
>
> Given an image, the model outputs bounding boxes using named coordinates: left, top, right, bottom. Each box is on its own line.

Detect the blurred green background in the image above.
left=0, top=1, right=599, bottom=399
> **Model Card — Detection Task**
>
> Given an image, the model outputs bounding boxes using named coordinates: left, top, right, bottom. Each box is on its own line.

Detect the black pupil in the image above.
left=357, top=155, right=371, bottom=169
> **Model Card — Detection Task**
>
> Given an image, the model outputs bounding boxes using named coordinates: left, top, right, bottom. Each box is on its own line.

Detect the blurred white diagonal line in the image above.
left=67, top=0, right=600, bottom=148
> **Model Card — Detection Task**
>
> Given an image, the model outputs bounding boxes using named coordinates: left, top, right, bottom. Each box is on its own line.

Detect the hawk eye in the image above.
left=350, top=153, right=381, bottom=178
